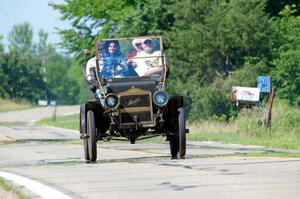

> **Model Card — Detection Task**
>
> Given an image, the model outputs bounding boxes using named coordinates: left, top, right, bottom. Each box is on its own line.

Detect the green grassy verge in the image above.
left=36, top=114, right=79, bottom=130
left=189, top=99, right=300, bottom=150
left=0, top=177, right=28, bottom=199
left=0, top=98, right=33, bottom=113
left=0, top=122, right=26, bottom=126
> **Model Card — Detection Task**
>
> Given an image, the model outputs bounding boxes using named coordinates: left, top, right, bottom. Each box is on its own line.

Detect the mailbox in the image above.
left=231, top=86, right=260, bottom=105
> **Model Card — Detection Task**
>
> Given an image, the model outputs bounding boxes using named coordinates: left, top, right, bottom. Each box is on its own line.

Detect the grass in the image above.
left=0, top=177, right=28, bottom=199
left=189, top=99, right=300, bottom=149
left=35, top=114, right=79, bottom=130
left=35, top=99, right=300, bottom=150
left=0, top=98, right=33, bottom=113
left=0, top=122, right=26, bottom=126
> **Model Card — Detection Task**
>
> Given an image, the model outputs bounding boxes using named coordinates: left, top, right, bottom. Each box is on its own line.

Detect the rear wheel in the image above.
left=80, top=106, right=90, bottom=162
left=178, top=107, right=186, bottom=158
left=87, top=110, right=97, bottom=162
left=169, top=107, right=186, bottom=159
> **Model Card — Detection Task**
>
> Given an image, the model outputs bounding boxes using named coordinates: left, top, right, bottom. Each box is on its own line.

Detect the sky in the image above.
left=0, top=0, right=70, bottom=49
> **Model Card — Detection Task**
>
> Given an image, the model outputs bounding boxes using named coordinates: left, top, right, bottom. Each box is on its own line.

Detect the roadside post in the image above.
left=231, top=76, right=275, bottom=129
left=257, top=76, right=275, bottom=129
left=50, top=101, right=58, bottom=121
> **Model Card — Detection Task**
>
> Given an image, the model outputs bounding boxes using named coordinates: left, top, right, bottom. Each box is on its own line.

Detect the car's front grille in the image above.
left=118, top=88, right=154, bottom=127
left=120, top=94, right=150, bottom=108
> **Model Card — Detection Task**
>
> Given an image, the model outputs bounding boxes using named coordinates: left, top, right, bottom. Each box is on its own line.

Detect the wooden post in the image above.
left=266, top=79, right=275, bottom=129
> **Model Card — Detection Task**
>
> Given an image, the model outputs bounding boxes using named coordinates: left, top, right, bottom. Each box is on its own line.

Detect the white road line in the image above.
left=0, top=171, right=72, bottom=199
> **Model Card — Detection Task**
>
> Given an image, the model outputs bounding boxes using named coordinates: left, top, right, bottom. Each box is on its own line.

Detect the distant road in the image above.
left=0, top=105, right=80, bottom=122
left=0, top=106, right=299, bottom=199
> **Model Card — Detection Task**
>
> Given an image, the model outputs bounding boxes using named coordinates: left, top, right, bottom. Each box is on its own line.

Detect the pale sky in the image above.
left=0, top=0, right=70, bottom=49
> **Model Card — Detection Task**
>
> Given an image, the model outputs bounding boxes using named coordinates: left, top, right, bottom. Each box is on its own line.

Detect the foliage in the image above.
left=1, top=50, right=46, bottom=101
left=0, top=177, right=28, bottom=199
left=0, top=35, right=8, bottom=97
left=271, top=5, right=300, bottom=106
left=0, top=23, right=87, bottom=104
left=0, top=98, right=32, bottom=112
left=8, top=22, right=34, bottom=55
left=49, top=0, right=136, bottom=57
left=265, top=0, right=300, bottom=16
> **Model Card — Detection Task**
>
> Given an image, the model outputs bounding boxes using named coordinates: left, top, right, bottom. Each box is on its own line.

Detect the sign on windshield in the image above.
left=96, top=36, right=164, bottom=79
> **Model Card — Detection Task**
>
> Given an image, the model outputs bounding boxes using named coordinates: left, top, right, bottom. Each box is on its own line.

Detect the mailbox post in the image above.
left=231, top=76, right=275, bottom=129
left=50, top=101, right=58, bottom=121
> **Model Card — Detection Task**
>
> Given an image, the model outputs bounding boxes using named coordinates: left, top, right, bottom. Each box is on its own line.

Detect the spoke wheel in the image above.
left=87, top=110, right=97, bottom=162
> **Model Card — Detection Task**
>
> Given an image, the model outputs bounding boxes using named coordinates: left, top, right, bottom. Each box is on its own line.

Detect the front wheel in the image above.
left=83, top=139, right=90, bottom=161
left=169, top=135, right=179, bottom=159
left=87, top=110, right=97, bottom=162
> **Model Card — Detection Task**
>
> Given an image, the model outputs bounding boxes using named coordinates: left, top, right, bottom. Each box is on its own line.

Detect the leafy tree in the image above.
left=2, top=50, right=46, bottom=101
left=50, top=0, right=300, bottom=120
left=272, top=5, right=300, bottom=106
left=0, top=35, right=9, bottom=97
left=0, top=35, right=4, bottom=53
left=49, top=0, right=136, bottom=56
left=117, top=0, right=175, bottom=37
left=8, top=23, right=34, bottom=55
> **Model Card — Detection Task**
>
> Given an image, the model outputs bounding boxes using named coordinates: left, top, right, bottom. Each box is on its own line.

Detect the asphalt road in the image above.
left=0, top=106, right=299, bottom=199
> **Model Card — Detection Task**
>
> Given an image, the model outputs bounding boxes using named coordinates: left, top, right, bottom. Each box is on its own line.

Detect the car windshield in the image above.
left=96, top=36, right=165, bottom=80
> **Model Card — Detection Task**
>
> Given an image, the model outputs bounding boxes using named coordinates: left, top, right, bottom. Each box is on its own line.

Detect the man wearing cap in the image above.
left=134, top=39, right=163, bottom=76
left=126, top=39, right=144, bottom=60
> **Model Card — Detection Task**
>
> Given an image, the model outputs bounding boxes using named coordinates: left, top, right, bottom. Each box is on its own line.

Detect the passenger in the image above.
left=99, top=40, right=128, bottom=79
left=126, top=39, right=144, bottom=60
left=134, top=39, right=163, bottom=76
left=85, top=50, right=101, bottom=93
left=126, top=39, right=144, bottom=76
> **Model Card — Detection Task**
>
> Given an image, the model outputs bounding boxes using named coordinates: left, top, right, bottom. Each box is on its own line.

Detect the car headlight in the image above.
left=104, top=94, right=119, bottom=110
left=153, top=91, right=168, bottom=107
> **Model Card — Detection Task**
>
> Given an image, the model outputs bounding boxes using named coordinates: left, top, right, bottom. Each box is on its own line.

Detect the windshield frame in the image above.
left=95, top=36, right=165, bottom=81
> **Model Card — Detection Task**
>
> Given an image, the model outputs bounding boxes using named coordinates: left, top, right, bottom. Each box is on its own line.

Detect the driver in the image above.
left=99, top=40, right=128, bottom=79
left=85, top=40, right=128, bottom=92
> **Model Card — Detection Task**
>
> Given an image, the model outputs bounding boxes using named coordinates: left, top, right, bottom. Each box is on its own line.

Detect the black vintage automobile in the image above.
left=80, top=36, right=188, bottom=162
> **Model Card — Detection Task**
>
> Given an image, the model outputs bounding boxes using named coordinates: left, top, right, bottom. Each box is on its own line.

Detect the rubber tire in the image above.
left=178, top=107, right=186, bottom=158
left=169, top=135, right=179, bottom=159
left=83, top=139, right=90, bottom=161
left=80, top=106, right=90, bottom=161
left=87, top=110, right=97, bottom=162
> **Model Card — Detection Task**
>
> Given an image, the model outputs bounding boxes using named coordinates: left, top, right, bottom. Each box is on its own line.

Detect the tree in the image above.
left=0, top=35, right=9, bottom=98
left=2, top=50, right=46, bottom=101
left=49, top=0, right=136, bottom=56
left=50, top=0, right=299, bottom=120
left=272, top=5, right=300, bottom=106
left=8, top=23, right=34, bottom=55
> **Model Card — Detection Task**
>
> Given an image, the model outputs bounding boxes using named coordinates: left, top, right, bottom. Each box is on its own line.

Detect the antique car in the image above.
left=80, top=36, right=188, bottom=162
